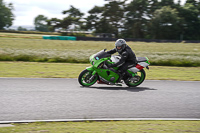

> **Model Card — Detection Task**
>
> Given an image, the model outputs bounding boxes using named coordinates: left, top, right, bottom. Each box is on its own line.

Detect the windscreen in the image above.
left=94, top=50, right=111, bottom=60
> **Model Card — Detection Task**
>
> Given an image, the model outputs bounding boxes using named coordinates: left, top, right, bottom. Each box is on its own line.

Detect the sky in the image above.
left=4, top=0, right=187, bottom=27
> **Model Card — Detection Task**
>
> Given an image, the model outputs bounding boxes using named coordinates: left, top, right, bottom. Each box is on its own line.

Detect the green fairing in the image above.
left=86, top=66, right=94, bottom=71
left=87, top=57, right=120, bottom=83
left=145, top=57, right=150, bottom=65
left=91, top=56, right=111, bottom=68
left=127, top=70, right=136, bottom=77
left=96, top=68, right=119, bottom=83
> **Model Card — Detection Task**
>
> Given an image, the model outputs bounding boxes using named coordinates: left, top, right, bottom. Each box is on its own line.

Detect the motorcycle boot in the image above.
left=116, top=71, right=123, bottom=83
left=122, top=71, right=132, bottom=82
left=117, top=70, right=132, bottom=83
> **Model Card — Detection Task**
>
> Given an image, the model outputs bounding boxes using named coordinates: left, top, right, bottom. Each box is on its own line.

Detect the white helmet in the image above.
left=115, top=39, right=127, bottom=53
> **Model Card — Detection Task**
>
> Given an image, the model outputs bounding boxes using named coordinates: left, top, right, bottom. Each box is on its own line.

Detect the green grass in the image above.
left=0, top=32, right=44, bottom=39
left=0, top=36, right=200, bottom=66
left=0, top=121, right=199, bottom=133
left=0, top=62, right=85, bottom=78
left=0, top=32, right=59, bottom=39
left=0, top=62, right=200, bottom=81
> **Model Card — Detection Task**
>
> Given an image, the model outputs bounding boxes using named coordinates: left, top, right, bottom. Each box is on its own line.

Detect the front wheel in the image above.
left=78, top=69, right=98, bottom=87
left=125, top=69, right=146, bottom=87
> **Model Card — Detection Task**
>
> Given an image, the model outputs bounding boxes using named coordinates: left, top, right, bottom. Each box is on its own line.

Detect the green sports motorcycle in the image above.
left=78, top=49, right=150, bottom=87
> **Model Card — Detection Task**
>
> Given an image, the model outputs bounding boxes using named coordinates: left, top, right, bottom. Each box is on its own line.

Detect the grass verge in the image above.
left=0, top=121, right=199, bottom=133
left=0, top=61, right=200, bottom=81
left=0, top=38, right=200, bottom=67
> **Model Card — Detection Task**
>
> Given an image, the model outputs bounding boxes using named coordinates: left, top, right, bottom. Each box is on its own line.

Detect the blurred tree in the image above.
left=17, top=26, right=27, bottom=31
left=47, top=18, right=62, bottom=32
left=84, top=0, right=126, bottom=38
left=62, top=5, right=84, bottom=30
left=123, top=0, right=149, bottom=38
left=62, top=5, right=84, bottom=18
left=186, top=0, right=199, bottom=6
left=159, top=0, right=176, bottom=7
left=148, top=0, right=160, bottom=18
left=34, top=15, right=49, bottom=32
left=83, top=6, right=104, bottom=31
left=186, top=0, right=200, bottom=15
left=178, top=3, right=200, bottom=40
left=47, top=5, right=84, bottom=32
left=0, top=0, right=14, bottom=30
left=149, top=6, right=180, bottom=39
left=102, top=0, right=126, bottom=37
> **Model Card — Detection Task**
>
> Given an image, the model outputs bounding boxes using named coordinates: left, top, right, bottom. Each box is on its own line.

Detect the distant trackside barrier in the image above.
left=43, top=36, right=76, bottom=41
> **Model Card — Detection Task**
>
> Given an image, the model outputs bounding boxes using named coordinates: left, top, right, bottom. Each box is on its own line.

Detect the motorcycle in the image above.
left=78, top=49, right=150, bottom=87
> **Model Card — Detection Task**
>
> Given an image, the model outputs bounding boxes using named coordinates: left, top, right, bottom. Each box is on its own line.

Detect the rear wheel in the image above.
left=78, top=69, right=98, bottom=87
left=125, top=69, right=146, bottom=87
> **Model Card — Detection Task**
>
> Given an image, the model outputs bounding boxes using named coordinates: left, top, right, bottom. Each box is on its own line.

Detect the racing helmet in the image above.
left=115, top=39, right=127, bottom=53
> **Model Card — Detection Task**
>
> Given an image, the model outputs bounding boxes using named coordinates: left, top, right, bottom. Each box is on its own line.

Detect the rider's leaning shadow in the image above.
left=83, top=86, right=157, bottom=92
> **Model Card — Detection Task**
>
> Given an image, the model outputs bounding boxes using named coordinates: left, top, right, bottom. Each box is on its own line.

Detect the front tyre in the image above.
left=78, top=69, right=98, bottom=87
left=125, top=69, right=146, bottom=87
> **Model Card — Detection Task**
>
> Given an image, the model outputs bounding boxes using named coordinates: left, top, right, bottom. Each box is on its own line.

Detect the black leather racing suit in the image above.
left=106, top=45, right=137, bottom=79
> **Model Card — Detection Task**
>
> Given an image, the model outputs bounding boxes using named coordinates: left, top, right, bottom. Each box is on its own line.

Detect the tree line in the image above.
left=1, top=0, right=200, bottom=40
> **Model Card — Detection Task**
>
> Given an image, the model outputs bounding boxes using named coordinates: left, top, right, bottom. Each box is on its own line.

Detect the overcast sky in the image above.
left=4, top=0, right=187, bottom=27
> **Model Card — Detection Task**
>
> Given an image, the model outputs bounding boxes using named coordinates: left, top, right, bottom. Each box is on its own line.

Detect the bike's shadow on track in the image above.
left=81, top=86, right=157, bottom=92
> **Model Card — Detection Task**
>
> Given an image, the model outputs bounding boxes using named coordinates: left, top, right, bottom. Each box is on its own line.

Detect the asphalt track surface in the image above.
left=0, top=78, right=200, bottom=123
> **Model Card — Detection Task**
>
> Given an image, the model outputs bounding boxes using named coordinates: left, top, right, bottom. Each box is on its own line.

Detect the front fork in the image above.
left=86, top=66, right=97, bottom=82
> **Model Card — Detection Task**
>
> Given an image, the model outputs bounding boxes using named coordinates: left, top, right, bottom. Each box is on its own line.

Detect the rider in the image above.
left=106, top=39, right=137, bottom=81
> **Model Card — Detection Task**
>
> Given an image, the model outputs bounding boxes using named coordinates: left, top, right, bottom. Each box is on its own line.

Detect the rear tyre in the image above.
left=78, top=69, right=98, bottom=87
left=125, top=69, right=146, bottom=87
